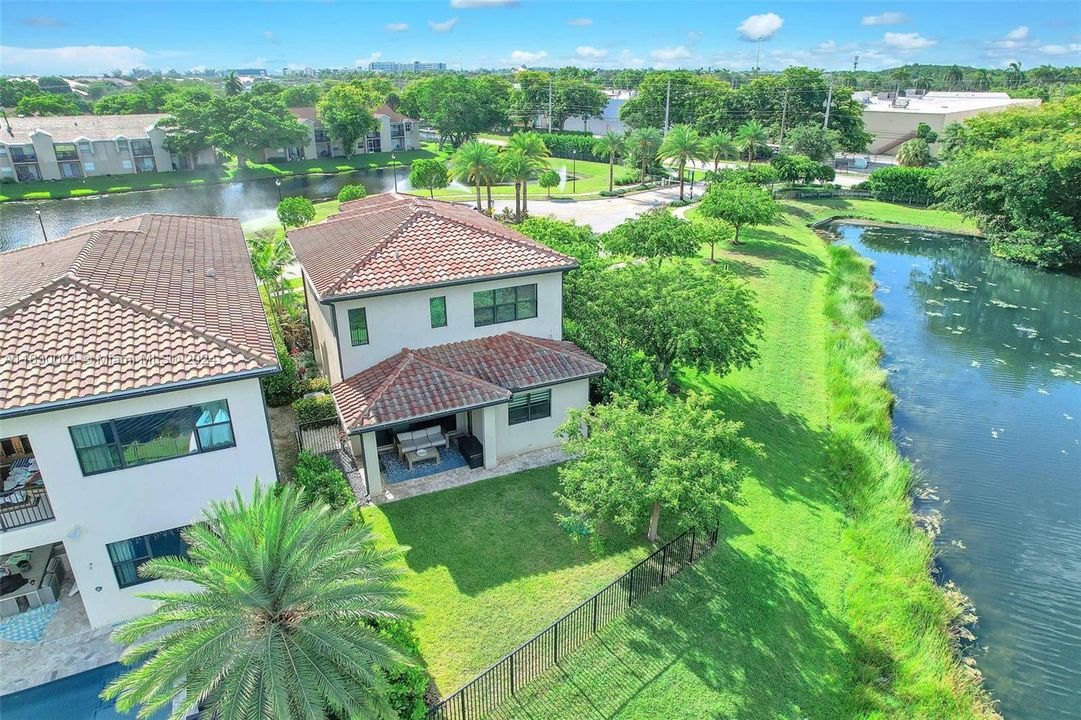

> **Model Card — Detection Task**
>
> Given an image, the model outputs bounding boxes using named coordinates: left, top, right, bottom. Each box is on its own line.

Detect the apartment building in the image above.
left=265, top=104, right=421, bottom=161
left=368, top=61, right=447, bottom=73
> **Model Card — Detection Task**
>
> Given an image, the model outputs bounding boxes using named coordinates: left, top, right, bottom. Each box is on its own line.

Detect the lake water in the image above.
left=834, top=223, right=1081, bottom=719
left=0, top=166, right=425, bottom=251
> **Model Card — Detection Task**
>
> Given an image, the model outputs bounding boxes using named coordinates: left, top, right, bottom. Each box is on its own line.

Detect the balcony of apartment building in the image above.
left=1, top=435, right=55, bottom=532
left=51, top=143, right=84, bottom=179
left=129, top=139, right=157, bottom=173
left=8, top=146, right=42, bottom=182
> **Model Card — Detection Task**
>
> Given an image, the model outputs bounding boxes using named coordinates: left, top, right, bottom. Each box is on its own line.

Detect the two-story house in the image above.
left=0, top=214, right=279, bottom=631
left=288, top=193, right=605, bottom=499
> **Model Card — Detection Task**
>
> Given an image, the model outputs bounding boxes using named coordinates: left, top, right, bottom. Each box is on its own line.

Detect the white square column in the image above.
left=360, top=432, right=383, bottom=498
left=480, top=405, right=498, bottom=469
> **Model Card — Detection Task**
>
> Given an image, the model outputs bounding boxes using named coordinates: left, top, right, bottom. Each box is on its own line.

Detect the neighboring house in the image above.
left=0, top=114, right=216, bottom=183
left=0, top=214, right=279, bottom=629
left=288, top=193, right=605, bottom=499
left=264, top=104, right=421, bottom=161
left=855, top=90, right=1041, bottom=155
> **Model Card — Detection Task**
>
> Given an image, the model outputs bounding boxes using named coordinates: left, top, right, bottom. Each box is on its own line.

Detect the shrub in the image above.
left=613, top=171, right=641, bottom=186
left=277, top=196, right=316, bottom=228
left=293, top=450, right=352, bottom=508
left=541, top=134, right=606, bottom=162
left=262, top=333, right=301, bottom=407
left=300, top=375, right=331, bottom=394
left=292, top=393, right=337, bottom=425
left=866, top=166, right=938, bottom=201
left=517, top=216, right=599, bottom=261
left=369, top=618, right=433, bottom=720
left=337, top=184, right=367, bottom=203
left=599, top=189, right=625, bottom=197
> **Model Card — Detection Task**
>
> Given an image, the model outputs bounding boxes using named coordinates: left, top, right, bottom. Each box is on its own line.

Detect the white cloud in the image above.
left=816, top=40, right=838, bottom=52
left=882, top=32, right=937, bottom=50
left=355, top=52, right=382, bottom=66
left=22, top=16, right=66, bottom=27
left=510, top=49, right=547, bottom=63
left=385, top=22, right=409, bottom=32
left=0, top=45, right=150, bottom=74
left=650, top=46, right=693, bottom=61
left=567, top=18, right=592, bottom=27
left=575, top=45, right=608, bottom=59
left=1039, top=43, right=1081, bottom=55
left=262, top=31, right=275, bottom=40
left=450, top=0, right=517, bottom=6
left=1005, top=25, right=1030, bottom=40
left=428, top=17, right=459, bottom=32
left=738, top=13, right=783, bottom=41
left=861, top=12, right=907, bottom=26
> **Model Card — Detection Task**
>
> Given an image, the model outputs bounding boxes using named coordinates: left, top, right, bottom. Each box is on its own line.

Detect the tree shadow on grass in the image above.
left=494, top=542, right=871, bottom=720
left=724, top=234, right=827, bottom=276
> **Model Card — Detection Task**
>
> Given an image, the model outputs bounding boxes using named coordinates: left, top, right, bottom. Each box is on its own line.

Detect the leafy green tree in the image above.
left=337, top=184, right=368, bottom=202
left=0, top=78, right=43, bottom=107
left=15, top=93, right=80, bottom=116
left=627, top=127, right=663, bottom=180
left=697, top=181, right=781, bottom=245
left=735, top=120, right=770, bottom=168
left=398, top=74, right=511, bottom=147
left=450, top=140, right=499, bottom=211
left=506, top=132, right=550, bottom=214
left=565, top=259, right=761, bottom=385
left=914, top=122, right=939, bottom=144
left=94, top=93, right=151, bottom=114
left=318, top=84, right=381, bottom=158
left=783, top=124, right=840, bottom=163
left=657, top=124, right=703, bottom=200
left=224, top=72, right=243, bottom=96
left=593, top=130, right=626, bottom=192
left=408, top=158, right=450, bottom=198
left=102, top=483, right=410, bottom=720
left=538, top=169, right=560, bottom=199
left=281, top=83, right=324, bottom=108
left=602, top=207, right=701, bottom=264
left=619, top=71, right=729, bottom=129
left=517, top=216, right=599, bottom=261
left=702, top=131, right=737, bottom=172
left=206, top=94, right=309, bottom=168
left=897, top=138, right=932, bottom=167
left=552, top=78, right=609, bottom=130
left=498, top=149, right=539, bottom=221
left=278, top=196, right=317, bottom=228
left=557, top=393, right=756, bottom=541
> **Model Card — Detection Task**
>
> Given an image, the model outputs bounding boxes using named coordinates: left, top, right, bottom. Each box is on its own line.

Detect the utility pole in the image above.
left=547, top=79, right=553, bottom=134
left=823, top=77, right=834, bottom=129
left=663, top=78, right=671, bottom=134
left=852, top=55, right=859, bottom=74
left=778, top=88, right=790, bottom=146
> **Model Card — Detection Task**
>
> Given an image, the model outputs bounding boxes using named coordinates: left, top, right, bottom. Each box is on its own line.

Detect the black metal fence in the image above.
left=0, top=486, right=55, bottom=531
left=296, top=418, right=345, bottom=456
left=426, top=525, right=720, bottom=720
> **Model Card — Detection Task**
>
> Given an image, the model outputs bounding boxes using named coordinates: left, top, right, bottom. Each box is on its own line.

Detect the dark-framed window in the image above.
left=473, top=284, right=537, bottom=327
left=107, top=527, right=190, bottom=588
left=69, top=400, right=235, bottom=476
left=508, top=389, right=551, bottom=425
left=348, top=307, right=369, bottom=346
left=429, top=296, right=447, bottom=328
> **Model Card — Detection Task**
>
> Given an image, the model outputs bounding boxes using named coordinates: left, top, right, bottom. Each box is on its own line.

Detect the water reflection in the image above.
left=834, top=223, right=1081, bottom=720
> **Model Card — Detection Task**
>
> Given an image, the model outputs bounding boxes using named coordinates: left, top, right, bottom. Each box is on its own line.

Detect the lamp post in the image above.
left=571, top=149, right=577, bottom=194
left=689, top=169, right=696, bottom=199
left=391, top=153, right=398, bottom=193
left=35, top=208, right=47, bottom=242
left=274, top=178, right=282, bottom=202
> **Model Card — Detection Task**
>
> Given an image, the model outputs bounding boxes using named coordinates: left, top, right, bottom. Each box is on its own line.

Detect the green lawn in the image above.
left=360, top=467, right=670, bottom=694
left=0, top=143, right=448, bottom=203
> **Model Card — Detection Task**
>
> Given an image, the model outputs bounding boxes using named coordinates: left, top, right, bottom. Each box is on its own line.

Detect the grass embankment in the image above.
left=491, top=200, right=993, bottom=719
left=0, top=143, right=448, bottom=203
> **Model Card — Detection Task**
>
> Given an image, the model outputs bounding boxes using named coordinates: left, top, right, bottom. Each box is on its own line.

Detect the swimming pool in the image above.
left=0, top=663, right=170, bottom=719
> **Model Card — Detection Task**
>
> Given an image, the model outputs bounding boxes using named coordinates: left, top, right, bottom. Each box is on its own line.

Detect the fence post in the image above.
left=553, top=623, right=559, bottom=665
left=660, top=543, right=668, bottom=585
left=510, top=653, right=515, bottom=696
left=459, top=690, right=465, bottom=720
left=689, top=529, right=696, bottom=563
left=592, top=594, right=599, bottom=633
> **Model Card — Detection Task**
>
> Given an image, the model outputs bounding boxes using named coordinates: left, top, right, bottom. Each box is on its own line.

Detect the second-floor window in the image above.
left=348, top=307, right=369, bottom=346
left=69, top=400, right=235, bottom=475
left=473, top=284, right=538, bottom=327
left=429, top=296, right=447, bottom=328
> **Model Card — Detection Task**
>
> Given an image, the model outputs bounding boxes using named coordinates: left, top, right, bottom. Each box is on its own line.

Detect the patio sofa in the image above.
left=394, top=426, right=448, bottom=459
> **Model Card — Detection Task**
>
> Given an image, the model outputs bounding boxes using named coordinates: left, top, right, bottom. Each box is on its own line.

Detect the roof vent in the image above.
left=393, top=250, right=401, bottom=262
left=205, top=268, right=216, bottom=278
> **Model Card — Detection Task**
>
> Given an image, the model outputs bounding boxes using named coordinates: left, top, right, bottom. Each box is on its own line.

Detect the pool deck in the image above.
left=0, top=578, right=123, bottom=695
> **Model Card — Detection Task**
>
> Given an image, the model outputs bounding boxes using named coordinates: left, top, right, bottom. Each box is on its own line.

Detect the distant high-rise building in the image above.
left=368, top=60, right=447, bottom=73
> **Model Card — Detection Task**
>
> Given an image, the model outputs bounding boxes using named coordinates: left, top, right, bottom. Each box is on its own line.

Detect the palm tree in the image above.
left=914, top=75, right=934, bottom=92
left=506, top=132, right=550, bottom=216
left=102, top=483, right=409, bottom=720
left=224, top=72, right=243, bottom=96
left=702, top=131, right=737, bottom=172
left=973, top=69, right=992, bottom=91
left=1007, top=61, right=1024, bottom=89
left=498, top=149, right=539, bottom=221
left=592, top=130, right=626, bottom=192
left=451, top=141, right=499, bottom=211
left=627, top=127, right=663, bottom=182
left=247, top=229, right=294, bottom=324
left=945, top=65, right=964, bottom=90
left=735, top=120, right=769, bottom=169
left=890, top=67, right=911, bottom=88
left=657, top=124, right=703, bottom=201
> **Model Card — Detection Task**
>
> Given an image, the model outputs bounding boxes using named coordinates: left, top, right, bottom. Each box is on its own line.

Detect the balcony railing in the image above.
left=54, top=150, right=79, bottom=162
left=0, top=486, right=55, bottom=531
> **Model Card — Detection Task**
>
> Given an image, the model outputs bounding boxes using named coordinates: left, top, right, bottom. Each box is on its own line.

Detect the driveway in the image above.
left=490, top=185, right=695, bottom=233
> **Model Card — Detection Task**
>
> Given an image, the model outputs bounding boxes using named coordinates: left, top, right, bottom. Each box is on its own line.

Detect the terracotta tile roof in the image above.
left=289, top=193, right=577, bottom=299
left=332, top=332, right=605, bottom=431
left=0, top=215, right=277, bottom=414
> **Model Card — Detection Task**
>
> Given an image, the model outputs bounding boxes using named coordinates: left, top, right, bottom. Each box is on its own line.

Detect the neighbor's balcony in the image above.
left=1, top=457, right=55, bottom=532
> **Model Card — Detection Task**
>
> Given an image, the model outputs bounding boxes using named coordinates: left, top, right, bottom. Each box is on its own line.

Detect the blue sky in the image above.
left=1, top=1, right=1078, bottom=76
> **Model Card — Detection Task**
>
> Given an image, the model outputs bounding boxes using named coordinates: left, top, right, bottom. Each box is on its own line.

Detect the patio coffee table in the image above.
left=404, top=447, right=440, bottom=471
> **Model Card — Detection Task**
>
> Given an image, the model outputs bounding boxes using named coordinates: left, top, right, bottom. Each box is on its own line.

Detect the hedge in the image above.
left=293, top=450, right=352, bottom=508
left=370, top=618, right=434, bottom=719
left=262, top=331, right=301, bottom=407
left=865, top=166, right=938, bottom=202
left=540, top=134, right=606, bottom=162
left=292, top=393, right=337, bottom=425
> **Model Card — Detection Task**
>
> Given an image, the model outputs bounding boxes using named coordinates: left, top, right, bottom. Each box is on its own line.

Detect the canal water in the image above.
left=833, top=223, right=1081, bottom=719
left=0, top=167, right=434, bottom=251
